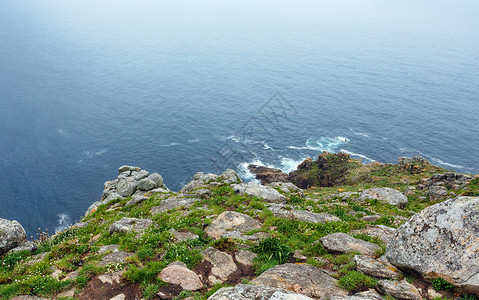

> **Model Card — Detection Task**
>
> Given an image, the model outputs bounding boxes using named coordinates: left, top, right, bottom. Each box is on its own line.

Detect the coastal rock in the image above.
left=247, top=165, right=289, bottom=185
left=109, top=218, right=153, bottom=234
left=208, top=284, right=315, bottom=300
left=235, top=249, right=257, bottom=266
left=320, top=233, right=381, bottom=256
left=354, top=255, right=400, bottom=279
left=386, top=196, right=479, bottom=295
left=137, top=178, right=156, bottom=191
left=359, top=187, right=408, bottom=208
left=221, top=169, right=242, bottom=184
left=98, top=251, right=134, bottom=266
left=268, top=203, right=340, bottom=223
left=268, top=182, right=304, bottom=196
left=231, top=182, right=286, bottom=203
left=0, top=218, right=27, bottom=255
left=288, top=152, right=353, bottom=188
left=205, top=211, right=262, bottom=240
left=201, top=247, right=237, bottom=281
left=118, top=165, right=141, bottom=173
left=159, top=261, right=203, bottom=291
left=377, top=280, right=422, bottom=300
left=150, top=197, right=199, bottom=214
left=251, top=263, right=347, bottom=298
left=9, top=241, right=37, bottom=254
left=426, top=186, right=448, bottom=201
left=116, top=178, right=139, bottom=197
left=351, top=225, right=397, bottom=244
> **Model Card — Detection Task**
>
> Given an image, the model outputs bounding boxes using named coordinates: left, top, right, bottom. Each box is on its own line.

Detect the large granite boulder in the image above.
left=0, top=218, right=27, bottom=255
left=201, top=247, right=237, bottom=282
left=181, top=169, right=241, bottom=194
left=386, top=196, right=479, bottom=295
left=205, top=211, right=262, bottom=240
left=231, top=182, right=286, bottom=203
left=359, top=187, right=408, bottom=208
left=208, top=284, right=314, bottom=300
left=251, top=263, right=347, bottom=298
left=320, top=233, right=381, bottom=256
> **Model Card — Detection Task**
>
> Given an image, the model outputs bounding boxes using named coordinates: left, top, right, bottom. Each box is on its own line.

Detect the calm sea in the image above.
left=1, top=0, right=478, bottom=235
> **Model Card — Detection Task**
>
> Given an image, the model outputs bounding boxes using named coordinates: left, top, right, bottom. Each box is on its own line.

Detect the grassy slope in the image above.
left=1, top=159, right=478, bottom=300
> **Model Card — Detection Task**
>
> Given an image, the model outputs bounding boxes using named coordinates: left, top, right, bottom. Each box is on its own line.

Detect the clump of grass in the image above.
left=251, top=236, right=291, bottom=275
left=211, top=237, right=238, bottom=253
left=431, top=277, right=454, bottom=291
left=338, top=270, right=377, bottom=293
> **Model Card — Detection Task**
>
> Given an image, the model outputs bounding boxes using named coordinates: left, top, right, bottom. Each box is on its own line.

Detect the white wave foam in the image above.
left=55, top=213, right=72, bottom=233
left=263, top=143, right=275, bottom=150
left=340, top=149, right=375, bottom=163
left=237, top=160, right=270, bottom=183
left=57, top=129, right=65, bottom=135
left=95, top=148, right=109, bottom=156
left=288, top=136, right=350, bottom=152
left=430, top=157, right=464, bottom=169
left=279, top=156, right=305, bottom=173
left=349, top=128, right=370, bottom=138
left=162, top=142, right=180, bottom=147
left=188, top=139, right=200, bottom=143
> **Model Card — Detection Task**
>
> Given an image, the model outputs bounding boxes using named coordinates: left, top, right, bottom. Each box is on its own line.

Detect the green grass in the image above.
left=338, top=271, right=377, bottom=293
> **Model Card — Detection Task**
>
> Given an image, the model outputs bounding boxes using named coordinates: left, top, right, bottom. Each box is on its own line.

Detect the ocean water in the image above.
left=1, top=0, right=478, bottom=235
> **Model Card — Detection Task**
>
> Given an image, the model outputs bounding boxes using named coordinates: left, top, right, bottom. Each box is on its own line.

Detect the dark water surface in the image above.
left=1, top=0, right=478, bottom=235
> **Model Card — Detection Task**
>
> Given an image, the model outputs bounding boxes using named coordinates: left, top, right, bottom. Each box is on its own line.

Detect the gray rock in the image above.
left=235, top=249, right=257, bottom=266
left=193, top=172, right=219, bottom=183
left=251, top=263, right=347, bottom=298
left=205, top=211, right=262, bottom=240
left=404, top=186, right=417, bottom=196
left=181, top=180, right=208, bottom=194
left=109, top=218, right=153, bottom=234
left=137, top=178, right=156, bottom=191
left=231, top=182, right=287, bottom=203
left=320, top=233, right=381, bottom=256
left=148, top=173, right=164, bottom=187
left=9, top=241, right=37, bottom=254
left=360, top=215, right=381, bottom=222
left=98, top=244, right=120, bottom=254
left=98, top=270, right=124, bottom=284
left=116, top=178, right=139, bottom=197
left=377, top=280, right=422, bottom=300
left=118, top=165, right=132, bottom=173
left=351, top=225, right=397, bottom=244
left=150, top=197, right=199, bottom=214
left=0, top=218, right=27, bottom=255
left=169, top=229, right=198, bottom=242
left=125, top=194, right=149, bottom=206
left=98, top=250, right=134, bottom=266
left=268, top=203, right=340, bottom=224
left=208, top=284, right=315, bottom=300
left=201, top=247, right=237, bottom=281
left=427, top=186, right=448, bottom=202
left=386, top=196, right=479, bottom=295
left=359, top=187, right=408, bottom=208
left=159, top=261, right=203, bottom=291
left=132, top=169, right=150, bottom=181
left=221, top=169, right=242, bottom=184
left=354, top=255, right=400, bottom=279
left=329, top=290, right=384, bottom=300
left=268, top=182, right=303, bottom=195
